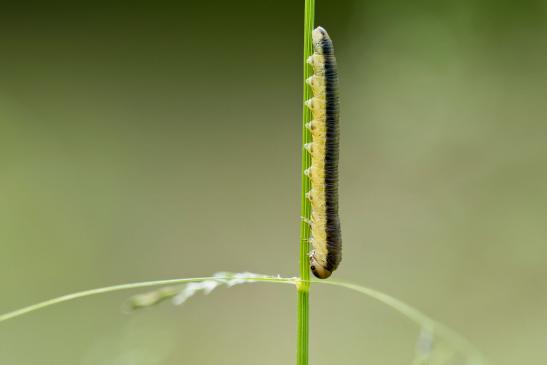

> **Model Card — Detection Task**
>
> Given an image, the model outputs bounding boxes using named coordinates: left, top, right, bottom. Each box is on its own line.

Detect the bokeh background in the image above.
left=1, top=1, right=546, bottom=364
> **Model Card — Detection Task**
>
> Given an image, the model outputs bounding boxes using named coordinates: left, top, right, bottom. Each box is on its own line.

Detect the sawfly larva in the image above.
left=305, top=26, right=341, bottom=279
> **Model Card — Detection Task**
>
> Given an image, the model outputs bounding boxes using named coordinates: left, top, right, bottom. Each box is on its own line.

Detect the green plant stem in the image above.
left=297, top=1, right=315, bottom=365
left=0, top=276, right=298, bottom=323
left=0, top=274, right=484, bottom=363
left=0, top=274, right=484, bottom=364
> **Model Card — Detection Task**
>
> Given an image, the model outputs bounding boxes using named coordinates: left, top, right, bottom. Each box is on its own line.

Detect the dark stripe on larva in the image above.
left=322, top=34, right=342, bottom=273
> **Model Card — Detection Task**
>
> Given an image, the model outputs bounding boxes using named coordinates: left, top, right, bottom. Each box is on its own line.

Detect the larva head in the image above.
left=312, top=26, right=330, bottom=54
left=310, top=256, right=332, bottom=279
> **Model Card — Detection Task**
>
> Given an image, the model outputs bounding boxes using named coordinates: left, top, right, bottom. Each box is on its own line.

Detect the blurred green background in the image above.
left=1, top=1, right=546, bottom=364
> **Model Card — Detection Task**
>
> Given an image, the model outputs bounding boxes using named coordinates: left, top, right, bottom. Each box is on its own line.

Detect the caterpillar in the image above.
left=304, top=26, right=341, bottom=279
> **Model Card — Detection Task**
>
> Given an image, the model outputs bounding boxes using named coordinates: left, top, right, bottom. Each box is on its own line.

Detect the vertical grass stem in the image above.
left=297, top=1, right=315, bottom=364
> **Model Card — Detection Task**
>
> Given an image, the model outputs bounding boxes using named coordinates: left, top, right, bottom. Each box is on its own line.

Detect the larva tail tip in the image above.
left=305, top=98, right=314, bottom=109
left=305, top=191, right=312, bottom=200
left=307, top=55, right=314, bottom=65
left=305, top=121, right=314, bottom=131
left=304, top=143, right=313, bottom=153
left=304, top=167, right=312, bottom=177
left=314, top=26, right=327, bottom=34
left=305, top=76, right=314, bottom=86
left=312, top=26, right=329, bottom=42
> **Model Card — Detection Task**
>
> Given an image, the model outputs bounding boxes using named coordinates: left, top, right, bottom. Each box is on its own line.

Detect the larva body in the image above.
left=305, top=26, right=341, bottom=279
